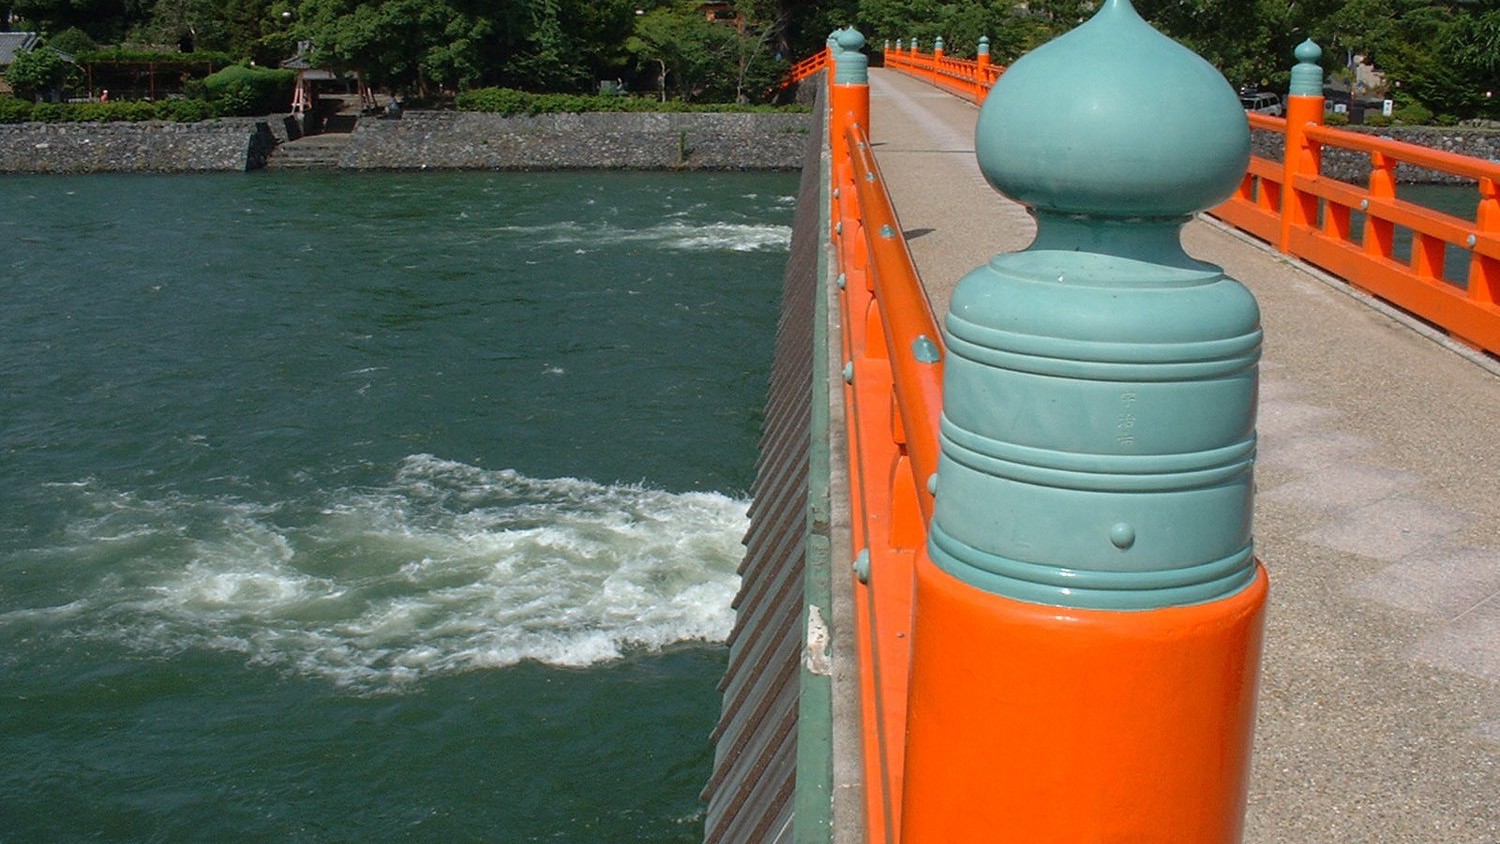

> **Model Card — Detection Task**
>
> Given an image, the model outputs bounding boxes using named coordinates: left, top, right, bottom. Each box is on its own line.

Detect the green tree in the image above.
left=4, top=46, right=72, bottom=101
left=9, top=0, right=146, bottom=41
left=292, top=0, right=489, bottom=96
left=500, top=0, right=591, bottom=92
left=46, top=26, right=97, bottom=54
left=626, top=4, right=734, bottom=101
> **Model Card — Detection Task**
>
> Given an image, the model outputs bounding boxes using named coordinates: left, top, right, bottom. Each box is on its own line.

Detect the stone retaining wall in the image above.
left=1249, top=125, right=1499, bottom=184
left=338, top=111, right=811, bottom=170
left=0, top=110, right=811, bottom=173
left=0, top=118, right=276, bottom=173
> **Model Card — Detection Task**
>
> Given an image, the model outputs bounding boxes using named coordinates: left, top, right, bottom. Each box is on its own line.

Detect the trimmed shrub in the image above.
left=203, top=65, right=294, bottom=116
left=454, top=87, right=530, bottom=115
left=156, top=98, right=217, bottom=122
left=0, top=96, right=33, bottom=122
left=454, top=87, right=809, bottom=116
left=1324, top=112, right=1350, bottom=127
left=29, top=101, right=66, bottom=121
left=1393, top=101, right=1433, bottom=125
left=77, top=49, right=236, bottom=66
left=0, top=96, right=219, bottom=123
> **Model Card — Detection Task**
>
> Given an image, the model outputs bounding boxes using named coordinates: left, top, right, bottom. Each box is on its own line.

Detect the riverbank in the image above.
left=0, top=117, right=278, bottom=173
left=340, top=111, right=809, bottom=171
left=0, top=110, right=812, bottom=173
left=1250, top=124, right=1499, bottom=185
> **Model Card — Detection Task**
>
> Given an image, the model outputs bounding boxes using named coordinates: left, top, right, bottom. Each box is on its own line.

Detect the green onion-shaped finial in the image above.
left=1289, top=39, right=1323, bottom=97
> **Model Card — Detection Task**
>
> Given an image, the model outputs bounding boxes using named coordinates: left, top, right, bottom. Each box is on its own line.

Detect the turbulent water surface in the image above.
left=0, top=170, right=795, bottom=841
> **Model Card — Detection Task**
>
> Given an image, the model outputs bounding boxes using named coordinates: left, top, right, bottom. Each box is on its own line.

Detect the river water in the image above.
left=0, top=170, right=796, bottom=841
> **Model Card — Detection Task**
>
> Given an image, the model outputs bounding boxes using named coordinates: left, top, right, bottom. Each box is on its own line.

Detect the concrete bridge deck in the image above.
left=863, top=67, right=1500, bottom=843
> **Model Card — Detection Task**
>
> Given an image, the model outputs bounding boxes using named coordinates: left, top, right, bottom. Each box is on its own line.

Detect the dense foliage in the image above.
left=2, top=0, right=1496, bottom=119
left=853, top=0, right=1500, bottom=121
left=1, top=1, right=826, bottom=103
left=201, top=63, right=295, bottom=115
left=4, top=46, right=73, bottom=100
left=455, top=86, right=808, bottom=115
left=0, top=95, right=219, bottom=121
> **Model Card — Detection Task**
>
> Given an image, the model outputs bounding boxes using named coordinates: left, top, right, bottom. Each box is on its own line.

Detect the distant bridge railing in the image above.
left=882, top=36, right=1498, bottom=356
left=1214, top=85, right=1499, bottom=354
left=881, top=37, right=1004, bottom=105
left=782, top=48, right=830, bottom=89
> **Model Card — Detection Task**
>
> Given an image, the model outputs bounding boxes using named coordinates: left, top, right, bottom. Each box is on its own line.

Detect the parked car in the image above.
left=1239, top=92, right=1283, bottom=116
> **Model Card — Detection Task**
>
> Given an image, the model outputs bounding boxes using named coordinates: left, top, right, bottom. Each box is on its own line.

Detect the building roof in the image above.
left=0, top=31, right=40, bottom=65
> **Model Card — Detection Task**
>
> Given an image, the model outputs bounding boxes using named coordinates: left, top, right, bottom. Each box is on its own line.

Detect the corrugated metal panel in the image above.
left=702, top=93, right=827, bottom=844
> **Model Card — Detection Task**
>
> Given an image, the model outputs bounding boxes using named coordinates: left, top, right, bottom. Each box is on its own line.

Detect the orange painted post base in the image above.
left=902, top=558, right=1268, bottom=843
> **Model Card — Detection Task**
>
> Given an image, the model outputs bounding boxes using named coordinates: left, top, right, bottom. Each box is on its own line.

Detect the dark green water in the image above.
left=0, top=170, right=796, bottom=841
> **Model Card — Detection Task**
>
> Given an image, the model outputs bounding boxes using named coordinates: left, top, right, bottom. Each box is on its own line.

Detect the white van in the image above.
left=1239, top=92, right=1283, bottom=116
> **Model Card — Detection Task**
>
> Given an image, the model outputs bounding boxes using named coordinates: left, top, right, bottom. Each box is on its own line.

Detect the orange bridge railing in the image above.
left=1213, top=106, right=1500, bottom=354
left=882, top=39, right=1498, bottom=356
left=882, top=38, right=1004, bottom=105
left=827, top=51, right=935, bottom=841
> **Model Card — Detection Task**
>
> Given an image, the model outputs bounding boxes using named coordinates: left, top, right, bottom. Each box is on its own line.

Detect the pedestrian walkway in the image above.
left=866, top=66, right=1500, bottom=843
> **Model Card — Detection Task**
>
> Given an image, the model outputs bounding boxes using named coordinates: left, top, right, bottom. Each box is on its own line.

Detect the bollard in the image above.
left=830, top=27, right=870, bottom=171
left=975, top=36, right=991, bottom=103
left=902, top=1, right=1267, bottom=841
left=1279, top=40, right=1326, bottom=253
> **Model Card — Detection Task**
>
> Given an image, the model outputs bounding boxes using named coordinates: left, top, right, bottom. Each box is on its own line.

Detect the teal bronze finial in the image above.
left=834, top=27, right=868, bottom=84
left=976, top=0, right=1247, bottom=218
left=978, top=35, right=990, bottom=56
left=896, top=38, right=904, bottom=51
left=1289, top=39, right=1323, bottom=97
left=931, top=0, right=1262, bottom=610
left=835, top=26, right=865, bottom=53
left=934, top=36, right=944, bottom=52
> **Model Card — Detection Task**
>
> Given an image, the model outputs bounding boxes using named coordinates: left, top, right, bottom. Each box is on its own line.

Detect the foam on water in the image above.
left=3, top=455, right=747, bottom=691
left=493, top=220, right=791, bottom=252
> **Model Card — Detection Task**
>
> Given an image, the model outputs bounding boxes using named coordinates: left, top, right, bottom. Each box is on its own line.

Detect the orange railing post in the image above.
left=1278, top=40, right=1325, bottom=253
left=827, top=25, right=942, bottom=841
left=830, top=28, right=870, bottom=197
left=902, top=3, right=1266, bottom=840
left=975, top=36, right=991, bottom=104
left=1472, top=178, right=1499, bottom=307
